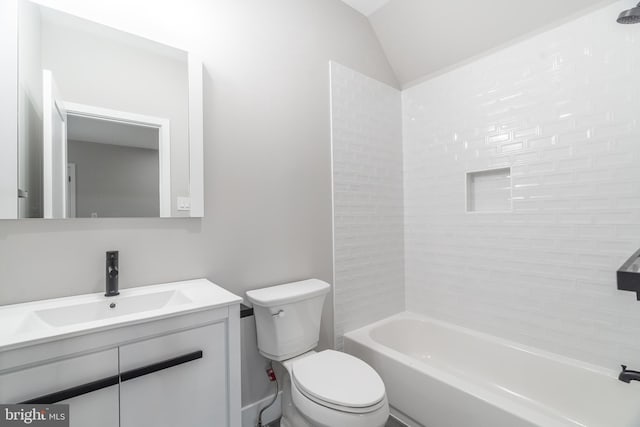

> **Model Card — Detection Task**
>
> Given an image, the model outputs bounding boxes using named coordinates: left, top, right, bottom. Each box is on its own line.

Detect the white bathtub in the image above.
left=344, top=312, right=640, bottom=427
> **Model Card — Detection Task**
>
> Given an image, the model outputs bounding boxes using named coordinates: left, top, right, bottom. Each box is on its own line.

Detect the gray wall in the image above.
left=67, top=140, right=160, bottom=218
left=0, top=0, right=397, bottom=410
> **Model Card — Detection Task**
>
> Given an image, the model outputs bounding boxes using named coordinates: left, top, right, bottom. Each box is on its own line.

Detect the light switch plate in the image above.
left=177, top=197, right=191, bottom=211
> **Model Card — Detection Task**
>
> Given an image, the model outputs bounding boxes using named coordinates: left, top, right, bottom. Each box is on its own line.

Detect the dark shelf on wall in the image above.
left=240, top=303, right=254, bottom=318
left=617, top=248, right=640, bottom=300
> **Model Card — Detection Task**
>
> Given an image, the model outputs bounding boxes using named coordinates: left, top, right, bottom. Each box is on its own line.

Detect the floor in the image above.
left=386, top=416, right=408, bottom=427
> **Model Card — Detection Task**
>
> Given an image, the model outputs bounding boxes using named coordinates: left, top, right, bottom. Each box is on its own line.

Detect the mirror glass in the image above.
left=17, top=0, right=199, bottom=218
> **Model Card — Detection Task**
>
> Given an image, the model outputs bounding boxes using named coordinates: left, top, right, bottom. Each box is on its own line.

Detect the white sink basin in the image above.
left=5, top=312, right=50, bottom=336
left=0, top=279, right=242, bottom=352
left=34, top=289, right=192, bottom=327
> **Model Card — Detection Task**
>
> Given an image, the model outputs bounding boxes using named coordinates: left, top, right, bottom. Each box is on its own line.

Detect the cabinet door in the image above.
left=0, top=349, right=119, bottom=427
left=119, top=323, right=228, bottom=427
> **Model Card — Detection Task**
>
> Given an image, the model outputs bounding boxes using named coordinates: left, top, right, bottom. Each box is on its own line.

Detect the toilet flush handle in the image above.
left=272, top=309, right=285, bottom=319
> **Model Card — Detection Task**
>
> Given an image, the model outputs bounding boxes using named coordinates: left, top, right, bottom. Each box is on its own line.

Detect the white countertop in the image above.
left=0, top=279, right=242, bottom=352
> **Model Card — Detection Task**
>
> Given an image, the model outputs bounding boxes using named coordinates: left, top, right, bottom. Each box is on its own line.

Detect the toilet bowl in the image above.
left=282, top=350, right=389, bottom=427
left=246, top=279, right=389, bottom=427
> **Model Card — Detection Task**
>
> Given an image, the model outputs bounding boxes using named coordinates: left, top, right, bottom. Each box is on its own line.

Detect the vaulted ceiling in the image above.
left=339, top=0, right=622, bottom=87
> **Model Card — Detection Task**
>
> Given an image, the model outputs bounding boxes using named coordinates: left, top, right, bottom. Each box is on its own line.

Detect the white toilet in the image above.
left=246, top=279, right=389, bottom=427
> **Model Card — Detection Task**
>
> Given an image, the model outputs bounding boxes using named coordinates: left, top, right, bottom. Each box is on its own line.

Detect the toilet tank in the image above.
left=246, top=279, right=330, bottom=361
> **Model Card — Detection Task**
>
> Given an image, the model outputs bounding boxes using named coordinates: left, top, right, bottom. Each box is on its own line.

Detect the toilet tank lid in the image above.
left=246, top=279, right=330, bottom=307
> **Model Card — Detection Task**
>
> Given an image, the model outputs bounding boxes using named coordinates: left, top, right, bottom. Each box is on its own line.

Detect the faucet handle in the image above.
left=622, top=364, right=628, bottom=371
left=108, top=265, right=118, bottom=279
left=105, top=250, right=120, bottom=297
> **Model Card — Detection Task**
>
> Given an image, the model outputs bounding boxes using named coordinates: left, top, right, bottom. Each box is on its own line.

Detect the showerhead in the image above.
left=617, top=2, right=640, bottom=24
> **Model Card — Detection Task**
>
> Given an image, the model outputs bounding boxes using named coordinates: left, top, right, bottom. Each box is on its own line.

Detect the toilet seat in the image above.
left=289, top=368, right=389, bottom=427
left=293, top=381, right=388, bottom=414
left=291, top=350, right=386, bottom=413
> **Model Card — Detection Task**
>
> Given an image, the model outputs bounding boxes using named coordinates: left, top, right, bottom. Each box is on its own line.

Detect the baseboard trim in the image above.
left=241, top=391, right=282, bottom=427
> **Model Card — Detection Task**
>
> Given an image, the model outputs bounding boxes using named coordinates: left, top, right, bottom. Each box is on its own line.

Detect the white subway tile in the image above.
left=403, top=1, right=640, bottom=369
left=330, top=62, right=404, bottom=349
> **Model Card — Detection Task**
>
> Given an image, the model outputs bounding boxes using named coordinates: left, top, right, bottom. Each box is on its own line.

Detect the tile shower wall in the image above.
left=403, top=0, right=640, bottom=369
left=331, top=62, right=404, bottom=349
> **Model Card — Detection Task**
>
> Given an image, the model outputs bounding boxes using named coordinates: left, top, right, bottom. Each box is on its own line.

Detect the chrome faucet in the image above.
left=618, top=365, right=640, bottom=383
left=105, top=251, right=119, bottom=297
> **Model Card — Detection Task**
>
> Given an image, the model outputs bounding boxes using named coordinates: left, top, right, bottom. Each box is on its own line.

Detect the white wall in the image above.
left=18, top=0, right=43, bottom=218
left=0, top=0, right=397, bottom=413
left=67, top=140, right=160, bottom=218
left=0, top=0, right=18, bottom=219
left=403, top=0, right=640, bottom=369
left=330, top=62, right=404, bottom=349
left=40, top=16, right=189, bottom=217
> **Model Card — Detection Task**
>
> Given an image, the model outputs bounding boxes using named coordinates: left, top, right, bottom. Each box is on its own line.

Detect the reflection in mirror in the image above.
left=17, top=0, right=197, bottom=218
left=67, top=113, right=164, bottom=218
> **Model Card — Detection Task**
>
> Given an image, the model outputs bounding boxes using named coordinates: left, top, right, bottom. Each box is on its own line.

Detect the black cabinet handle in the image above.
left=120, top=350, right=203, bottom=382
left=19, top=350, right=203, bottom=404
left=20, top=375, right=120, bottom=404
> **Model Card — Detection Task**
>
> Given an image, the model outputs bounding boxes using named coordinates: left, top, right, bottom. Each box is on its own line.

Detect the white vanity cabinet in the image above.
left=0, top=279, right=242, bottom=427
left=0, top=349, right=120, bottom=427
left=120, top=323, right=229, bottom=427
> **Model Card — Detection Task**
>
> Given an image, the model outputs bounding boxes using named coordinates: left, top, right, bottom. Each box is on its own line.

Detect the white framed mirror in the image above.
left=0, top=0, right=203, bottom=219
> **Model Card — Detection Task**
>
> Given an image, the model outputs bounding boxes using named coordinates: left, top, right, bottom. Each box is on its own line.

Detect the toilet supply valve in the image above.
left=272, top=309, right=285, bottom=319
left=266, top=367, right=277, bottom=382
left=257, top=363, right=279, bottom=427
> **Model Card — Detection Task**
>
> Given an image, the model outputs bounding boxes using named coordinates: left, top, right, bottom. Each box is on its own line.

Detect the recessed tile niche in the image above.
left=466, top=168, right=512, bottom=213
